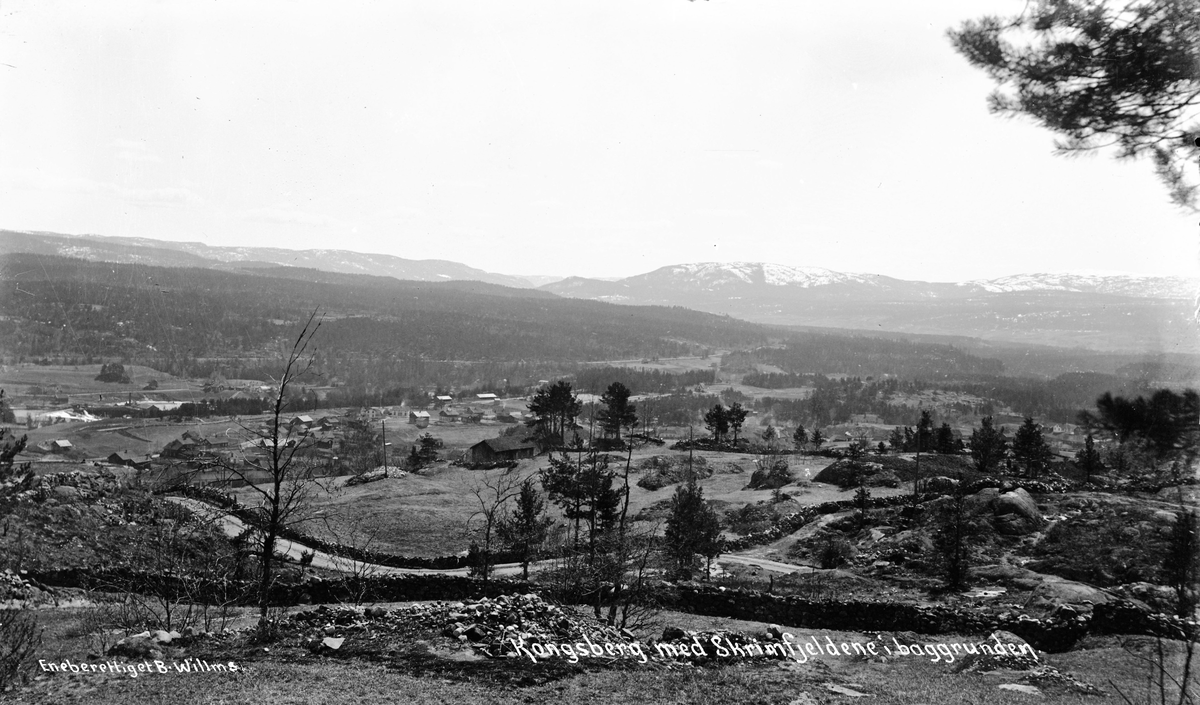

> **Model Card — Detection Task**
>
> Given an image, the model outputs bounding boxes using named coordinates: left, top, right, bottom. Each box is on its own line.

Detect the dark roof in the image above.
left=479, top=437, right=536, bottom=453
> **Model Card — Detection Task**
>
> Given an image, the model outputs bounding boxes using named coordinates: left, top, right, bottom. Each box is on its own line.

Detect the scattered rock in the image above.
left=953, top=631, right=1039, bottom=673
left=322, top=636, right=344, bottom=650
left=998, top=683, right=1042, bottom=696
left=51, top=485, right=80, bottom=500
left=1021, top=665, right=1106, bottom=696
left=107, top=636, right=163, bottom=660
left=824, top=682, right=872, bottom=697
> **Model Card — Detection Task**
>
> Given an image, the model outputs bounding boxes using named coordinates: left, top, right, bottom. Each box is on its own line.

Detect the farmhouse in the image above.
left=409, top=410, right=431, bottom=427
left=50, top=439, right=73, bottom=453
left=289, top=415, right=315, bottom=430
left=105, top=451, right=151, bottom=469
left=162, top=437, right=199, bottom=459
left=465, top=437, right=537, bottom=464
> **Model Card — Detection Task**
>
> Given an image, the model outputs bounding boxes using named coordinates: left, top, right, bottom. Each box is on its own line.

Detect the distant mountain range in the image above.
left=2, top=231, right=1196, bottom=354
left=540, top=262, right=1199, bottom=354
left=541, top=261, right=1199, bottom=301
left=0, top=230, right=536, bottom=288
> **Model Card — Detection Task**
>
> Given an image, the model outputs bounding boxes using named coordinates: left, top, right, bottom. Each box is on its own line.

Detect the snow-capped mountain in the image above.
left=3, top=231, right=1195, bottom=353
left=539, top=261, right=1198, bottom=354
left=968, top=273, right=1198, bottom=300
left=636, top=262, right=880, bottom=289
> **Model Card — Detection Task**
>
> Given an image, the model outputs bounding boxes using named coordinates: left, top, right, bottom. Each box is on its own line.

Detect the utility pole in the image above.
left=913, top=425, right=921, bottom=505
left=381, top=419, right=388, bottom=478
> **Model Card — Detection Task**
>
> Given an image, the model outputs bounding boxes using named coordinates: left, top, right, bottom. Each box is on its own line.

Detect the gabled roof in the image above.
left=410, top=410, right=431, bottom=418
left=478, top=436, right=536, bottom=453
left=52, top=439, right=73, bottom=448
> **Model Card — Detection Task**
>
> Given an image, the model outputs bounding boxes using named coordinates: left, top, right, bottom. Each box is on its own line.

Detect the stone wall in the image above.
left=652, top=583, right=1195, bottom=653
left=28, top=567, right=1193, bottom=653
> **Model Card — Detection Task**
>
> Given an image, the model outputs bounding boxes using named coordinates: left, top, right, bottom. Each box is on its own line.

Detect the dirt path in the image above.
left=165, top=496, right=528, bottom=577
left=170, top=494, right=804, bottom=579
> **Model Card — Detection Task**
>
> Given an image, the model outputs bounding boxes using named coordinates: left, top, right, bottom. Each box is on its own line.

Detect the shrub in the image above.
left=724, top=503, right=781, bottom=535
left=0, top=608, right=41, bottom=691
left=817, top=534, right=853, bottom=569
left=747, top=457, right=793, bottom=490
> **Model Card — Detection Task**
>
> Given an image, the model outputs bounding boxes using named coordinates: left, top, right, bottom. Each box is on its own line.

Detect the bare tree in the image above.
left=216, top=311, right=327, bottom=636
left=465, top=466, right=526, bottom=582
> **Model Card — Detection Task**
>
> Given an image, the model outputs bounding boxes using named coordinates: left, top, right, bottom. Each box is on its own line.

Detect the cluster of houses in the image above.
left=407, top=394, right=524, bottom=428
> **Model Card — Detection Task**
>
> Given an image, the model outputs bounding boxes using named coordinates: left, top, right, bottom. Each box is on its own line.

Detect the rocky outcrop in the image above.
left=991, top=488, right=1044, bottom=535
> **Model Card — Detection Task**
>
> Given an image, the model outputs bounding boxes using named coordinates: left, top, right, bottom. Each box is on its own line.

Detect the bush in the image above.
left=817, top=534, right=853, bottom=569
left=746, top=457, right=793, bottom=490
left=94, top=362, right=131, bottom=384
left=724, top=503, right=781, bottom=535
left=0, top=608, right=41, bottom=691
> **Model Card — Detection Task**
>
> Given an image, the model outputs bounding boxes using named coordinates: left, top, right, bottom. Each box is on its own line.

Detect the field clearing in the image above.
left=704, top=380, right=815, bottom=401
left=0, top=363, right=191, bottom=398
left=15, top=415, right=274, bottom=461
left=266, top=448, right=859, bottom=558
left=581, top=354, right=724, bottom=374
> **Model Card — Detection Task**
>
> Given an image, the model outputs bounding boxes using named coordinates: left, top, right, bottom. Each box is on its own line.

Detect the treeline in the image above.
left=0, top=253, right=771, bottom=376
left=741, top=372, right=810, bottom=389
left=574, top=366, right=715, bottom=394
left=732, top=335, right=1005, bottom=379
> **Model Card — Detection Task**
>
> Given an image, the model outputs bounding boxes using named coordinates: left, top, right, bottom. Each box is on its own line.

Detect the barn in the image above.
left=465, top=437, right=537, bottom=464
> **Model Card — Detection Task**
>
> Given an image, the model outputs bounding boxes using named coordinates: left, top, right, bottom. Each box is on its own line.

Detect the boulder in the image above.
left=51, top=485, right=79, bottom=500
left=108, top=636, right=163, bottom=660
left=969, top=487, right=1001, bottom=510
left=953, top=630, right=1039, bottom=673
left=994, top=514, right=1039, bottom=536
left=924, top=476, right=960, bottom=494
left=996, top=488, right=1040, bottom=523
left=1030, top=578, right=1111, bottom=607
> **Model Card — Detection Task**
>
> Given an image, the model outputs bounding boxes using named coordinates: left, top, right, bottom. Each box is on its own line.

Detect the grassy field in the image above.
left=13, top=603, right=1187, bottom=704
left=264, top=446, right=853, bottom=558
left=0, top=363, right=192, bottom=399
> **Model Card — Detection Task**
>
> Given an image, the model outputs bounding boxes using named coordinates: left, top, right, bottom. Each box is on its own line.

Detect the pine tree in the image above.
left=935, top=423, right=958, bottom=454
left=1074, top=433, right=1104, bottom=483
left=1163, top=507, right=1199, bottom=617
left=663, top=479, right=721, bottom=580
left=726, top=402, right=748, bottom=444
left=1012, top=417, right=1053, bottom=478
left=704, top=404, right=729, bottom=444
left=497, top=480, right=553, bottom=580
left=597, top=382, right=638, bottom=444
left=950, top=0, right=1200, bottom=208
left=792, top=425, right=808, bottom=453
left=933, top=473, right=978, bottom=591
left=968, top=415, right=1008, bottom=474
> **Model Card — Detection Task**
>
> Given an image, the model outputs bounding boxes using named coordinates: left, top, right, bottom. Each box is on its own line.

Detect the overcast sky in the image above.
left=0, top=1, right=1196, bottom=282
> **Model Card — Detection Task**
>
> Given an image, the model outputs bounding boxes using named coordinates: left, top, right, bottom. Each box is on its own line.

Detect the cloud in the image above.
left=0, top=169, right=202, bottom=207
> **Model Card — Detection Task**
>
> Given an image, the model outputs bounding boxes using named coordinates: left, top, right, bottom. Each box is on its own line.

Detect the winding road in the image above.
left=166, top=496, right=816, bottom=579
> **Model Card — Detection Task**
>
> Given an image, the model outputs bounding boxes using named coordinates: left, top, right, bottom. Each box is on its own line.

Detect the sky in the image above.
left=0, top=1, right=1197, bottom=283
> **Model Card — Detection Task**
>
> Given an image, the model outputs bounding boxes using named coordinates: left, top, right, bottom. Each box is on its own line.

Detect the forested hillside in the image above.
left=0, top=253, right=771, bottom=375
